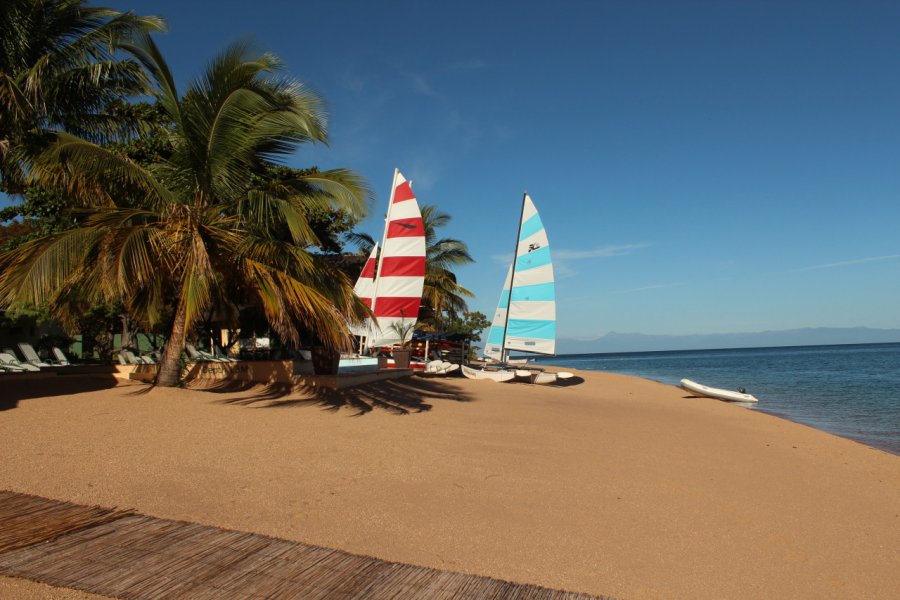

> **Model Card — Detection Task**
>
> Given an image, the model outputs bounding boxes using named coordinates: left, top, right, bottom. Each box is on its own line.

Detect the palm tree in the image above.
left=419, top=205, right=474, bottom=329
left=0, top=0, right=165, bottom=196
left=0, top=34, right=371, bottom=386
left=351, top=203, right=474, bottom=329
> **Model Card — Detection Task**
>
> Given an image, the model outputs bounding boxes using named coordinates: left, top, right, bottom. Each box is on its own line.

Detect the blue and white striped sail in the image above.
left=484, top=194, right=556, bottom=360
left=484, top=266, right=513, bottom=360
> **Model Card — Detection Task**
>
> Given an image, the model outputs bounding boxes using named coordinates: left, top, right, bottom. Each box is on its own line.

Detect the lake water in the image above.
left=534, top=343, right=900, bottom=455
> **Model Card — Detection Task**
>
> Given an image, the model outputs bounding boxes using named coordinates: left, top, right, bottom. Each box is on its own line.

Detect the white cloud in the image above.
left=492, top=243, right=648, bottom=265
left=410, top=73, right=438, bottom=97
left=490, top=243, right=648, bottom=278
left=794, top=254, right=900, bottom=272
left=553, top=244, right=650, bottom=260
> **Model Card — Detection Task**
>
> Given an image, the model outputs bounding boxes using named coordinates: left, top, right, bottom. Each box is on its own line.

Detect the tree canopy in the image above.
left=0, top=33, right=371, bottom=385
left=0, top=0, right=165, bottom=196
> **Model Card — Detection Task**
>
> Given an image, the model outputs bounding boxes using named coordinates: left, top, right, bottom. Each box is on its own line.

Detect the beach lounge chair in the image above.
left=185, top=344, right=227, bottom=363
left=51, top=347, right=72, bottom=366
left=17, top=343, right=53, bottom=368
left=212, top=345, right=239, bottom=362
left=0, top=352, right=40, bottom=372
left=131, top=350, right=156, bottom=365
left=118, top=350, right=142, bottom=365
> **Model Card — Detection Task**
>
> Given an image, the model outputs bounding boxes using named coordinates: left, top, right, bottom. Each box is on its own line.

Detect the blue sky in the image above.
left=11, top=0, right=900, bottom=339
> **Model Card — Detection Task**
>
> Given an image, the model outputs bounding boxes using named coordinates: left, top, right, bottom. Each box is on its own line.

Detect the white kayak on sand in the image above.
left=680, top=379, right=758, bottom=403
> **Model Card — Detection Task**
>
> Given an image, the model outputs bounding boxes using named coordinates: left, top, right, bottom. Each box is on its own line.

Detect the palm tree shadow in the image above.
left=0, top=374, right=121, bottom=411
left=207, top=377, right=472, bottom=415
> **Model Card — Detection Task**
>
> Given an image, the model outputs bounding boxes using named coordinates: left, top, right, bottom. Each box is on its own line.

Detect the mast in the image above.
left=500, top=192, right=528, bottom=364
left=367, top=168, right=399, bottom=348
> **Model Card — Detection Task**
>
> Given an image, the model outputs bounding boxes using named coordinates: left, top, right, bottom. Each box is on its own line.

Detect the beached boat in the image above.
left=349, top=169, right=427, bottom=362
left=464, top=193, right=559, bottom=384
left=680, top=379, right=759, bottom=403
left=461, top=364, right=517, bottom=382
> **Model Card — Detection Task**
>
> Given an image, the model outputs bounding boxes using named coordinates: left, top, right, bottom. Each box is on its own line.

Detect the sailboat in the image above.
left=462, top=193, right=560, bottom=383
left=349, top=169, right=427, bottom=360
left=349, top=243, right=378, bottom=338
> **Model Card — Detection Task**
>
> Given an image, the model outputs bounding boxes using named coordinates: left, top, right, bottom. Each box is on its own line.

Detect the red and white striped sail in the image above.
left=368, top=170, right=426, bottom=347
left=349, top=243, right=378, bottom=337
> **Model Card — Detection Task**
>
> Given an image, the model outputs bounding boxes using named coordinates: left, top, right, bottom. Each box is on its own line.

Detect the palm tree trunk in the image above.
left=155, top=294, right=188, bottom=387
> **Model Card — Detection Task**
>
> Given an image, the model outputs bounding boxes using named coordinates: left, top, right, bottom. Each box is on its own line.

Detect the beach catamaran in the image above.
left=350, top=169, right=427, bottom=355
left=462, top=193, right=564, bottom=384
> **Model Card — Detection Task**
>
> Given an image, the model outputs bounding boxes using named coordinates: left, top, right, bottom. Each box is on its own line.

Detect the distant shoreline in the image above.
left=536, top=339, right=900, bottom=359
left=551, top=327, right=900, bottom=355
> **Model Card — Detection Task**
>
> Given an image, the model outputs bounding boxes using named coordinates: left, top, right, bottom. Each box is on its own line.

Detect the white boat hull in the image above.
left=461, top=365, right=516, bottom=382
left=680, top=379, right=758, bottom=403
left=532, top=372, right=558, bottom=385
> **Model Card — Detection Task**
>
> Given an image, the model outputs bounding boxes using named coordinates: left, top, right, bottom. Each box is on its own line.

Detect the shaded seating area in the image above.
left=0, top=352, right=39, bottom=372
left=17, top=343, right=53, bottom=368
left=0, top=344, right=78, bottom=372
left=51, top=347, right=72, bottom=366
left=117, top=350, right=157, bottom=366
left=186, top=343, right=237, bottom=363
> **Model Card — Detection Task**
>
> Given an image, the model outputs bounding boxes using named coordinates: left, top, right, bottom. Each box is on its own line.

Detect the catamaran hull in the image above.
left=532, top=372, right=558, bottom=384
left=461, top=365, right=516, bottom=382
left=680, top=379, right=758, bottom=403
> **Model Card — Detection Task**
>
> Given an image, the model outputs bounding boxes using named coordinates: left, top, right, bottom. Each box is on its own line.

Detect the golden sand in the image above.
left=1, top=370, right=897, bottom=599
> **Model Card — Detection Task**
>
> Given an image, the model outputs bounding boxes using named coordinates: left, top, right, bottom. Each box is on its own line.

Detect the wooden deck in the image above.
left=0, top=490, right=612, bottom=599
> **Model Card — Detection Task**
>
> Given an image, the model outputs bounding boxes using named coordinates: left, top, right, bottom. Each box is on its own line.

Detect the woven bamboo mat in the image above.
left=0, top=490, right=133, bottom=553
left=0, top=490, right=612, bottom=599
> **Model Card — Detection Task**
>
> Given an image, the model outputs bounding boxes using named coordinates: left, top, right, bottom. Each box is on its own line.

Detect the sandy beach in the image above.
left=1, top=370, right=898, bottom=599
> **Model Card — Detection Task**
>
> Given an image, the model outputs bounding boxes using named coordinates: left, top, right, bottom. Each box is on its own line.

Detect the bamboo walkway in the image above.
left=0, top=490, right=612, bottom=599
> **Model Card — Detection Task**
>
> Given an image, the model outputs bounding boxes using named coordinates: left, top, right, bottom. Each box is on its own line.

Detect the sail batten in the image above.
left=483, top=194, right=556, bottom=361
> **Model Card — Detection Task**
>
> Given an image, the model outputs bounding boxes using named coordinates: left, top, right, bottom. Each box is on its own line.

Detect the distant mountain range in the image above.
left=556, top=327, right=900, bottom=355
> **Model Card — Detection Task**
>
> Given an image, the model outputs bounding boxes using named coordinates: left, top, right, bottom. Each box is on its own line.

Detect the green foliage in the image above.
left=0, top=0, right=165, bottom=195
left=105, top=100, right=174, bottom=166
left=0, top=35, right=372, bottom=386
left=75, top=301, right=124, bottom=361
left=0, top=184, right=74, bottom=250
left=446, top=310, right=492, bottom=341
left=389, top=319, right=415, bottom=348
left=249, top=164, right=363, bottom=253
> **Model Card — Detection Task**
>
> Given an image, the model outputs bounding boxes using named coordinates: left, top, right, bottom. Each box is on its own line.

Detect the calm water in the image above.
left=535, top=343, right=900, bottom=455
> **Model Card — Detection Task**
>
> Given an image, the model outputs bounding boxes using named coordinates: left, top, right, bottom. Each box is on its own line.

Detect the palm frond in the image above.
left=29, top=132, right=171, bottom=206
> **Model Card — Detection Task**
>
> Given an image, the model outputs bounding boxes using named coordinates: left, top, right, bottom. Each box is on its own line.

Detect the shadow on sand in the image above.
left=552, top=375, right=585, bottom=387
left=204, top=376, right=472, bottom=416
left=0, top=373, right=121, bottom=412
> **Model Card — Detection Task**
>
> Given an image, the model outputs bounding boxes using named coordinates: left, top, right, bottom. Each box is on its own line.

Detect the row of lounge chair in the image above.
left=185, top=344, right=239, bottom=363
left=117, top=344, right=240, bottom=366
left=117, top=350, right=159, bottom=365
left=4, top=341, right=394, bottom=373
left=0, top=343, right=73, bottom=372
